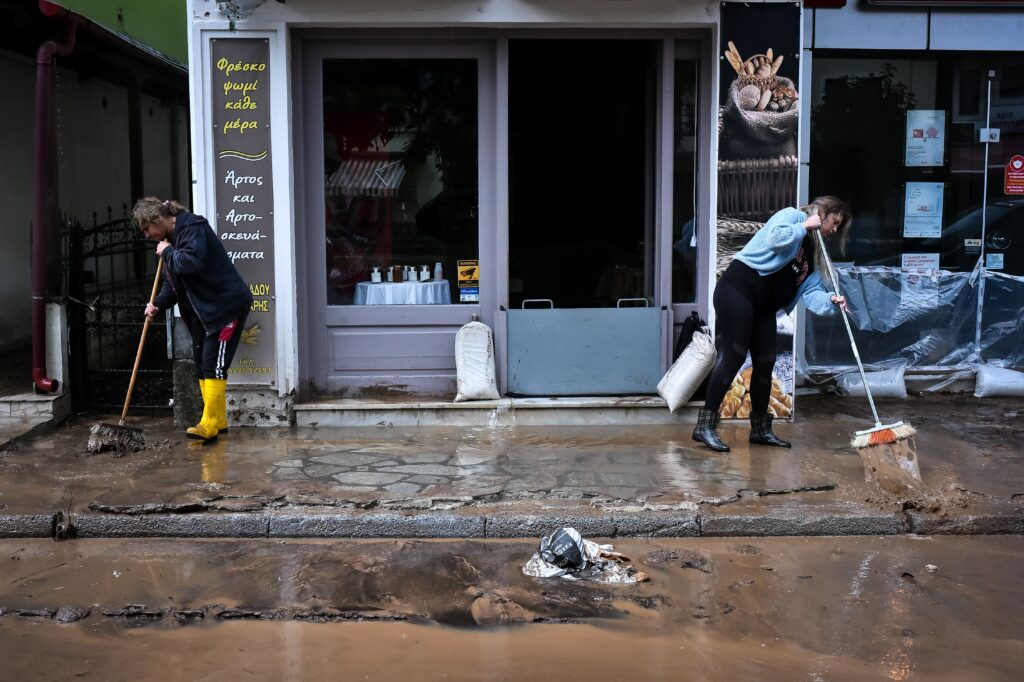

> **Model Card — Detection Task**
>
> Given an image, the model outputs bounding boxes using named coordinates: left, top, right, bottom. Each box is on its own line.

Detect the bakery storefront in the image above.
left=189, top=0, right=812, bottom=411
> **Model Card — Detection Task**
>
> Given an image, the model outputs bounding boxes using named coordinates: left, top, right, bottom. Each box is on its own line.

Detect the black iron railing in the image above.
left=63, top=207, right=172, bottom=413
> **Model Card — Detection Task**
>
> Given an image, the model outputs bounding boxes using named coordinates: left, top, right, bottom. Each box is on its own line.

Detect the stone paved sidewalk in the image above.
left=0, top=395, right=1021, bottom=538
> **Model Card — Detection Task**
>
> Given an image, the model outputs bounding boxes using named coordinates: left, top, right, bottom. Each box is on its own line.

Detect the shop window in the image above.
left=999, top=65, right=1024, bottom=101
left=810, top=56, right=1024, bottom=277
left=322, top=59, right=479, bottom=305
left=672, top=59, right=699, bottom=303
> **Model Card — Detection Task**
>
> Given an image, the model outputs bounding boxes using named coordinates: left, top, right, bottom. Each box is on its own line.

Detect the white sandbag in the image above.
left=835, top=364, right=907, bottom=399
left=657, top=330, right=716, bottom=412
left=974, top=364, right=1024, bottom=398
left=454, top=320, right=500, bottom=402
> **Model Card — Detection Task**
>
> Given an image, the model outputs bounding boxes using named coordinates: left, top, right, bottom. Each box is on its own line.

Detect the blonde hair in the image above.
left=800, top=195, right=852, bottom=280
left=132, top=197, right=187, bottom=232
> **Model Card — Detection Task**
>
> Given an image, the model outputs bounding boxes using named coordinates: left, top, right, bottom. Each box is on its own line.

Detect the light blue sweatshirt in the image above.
left=733, top=207, right=838, bottom=317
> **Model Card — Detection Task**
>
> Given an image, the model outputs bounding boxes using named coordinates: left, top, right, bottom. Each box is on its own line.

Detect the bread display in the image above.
left=723, top=42, right=798, bottom=113
left=718, top=367, right=793, bottom=419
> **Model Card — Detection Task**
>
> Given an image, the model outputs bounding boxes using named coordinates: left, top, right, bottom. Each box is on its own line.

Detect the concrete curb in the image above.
left=0, top=515, right=54, bottom=538
left=2, top=508, right=1021, bottom=539
left=700, top=509, right=910, bottom=537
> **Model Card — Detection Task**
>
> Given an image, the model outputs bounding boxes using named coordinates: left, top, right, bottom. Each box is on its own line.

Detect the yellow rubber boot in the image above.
left=195, top=379, right=227, bottom=433
left=186, top=378, right=222, bottom=442
left=188, top=379, right=207, bottom=433
left=215, top=381, right=229, bottom=434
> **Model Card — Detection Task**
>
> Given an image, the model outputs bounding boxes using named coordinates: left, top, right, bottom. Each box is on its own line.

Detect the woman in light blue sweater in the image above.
left=693, top=196, right=851, bottom=452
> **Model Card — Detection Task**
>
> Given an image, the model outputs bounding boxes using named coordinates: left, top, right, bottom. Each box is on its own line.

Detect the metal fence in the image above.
left=63, top=207, right=172, bottom=413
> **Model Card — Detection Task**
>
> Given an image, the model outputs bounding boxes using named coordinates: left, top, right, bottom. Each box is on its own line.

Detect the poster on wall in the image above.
left=902, top=182, right=944, bottom=238
left=905, top=110, right=945, bottom=167
left=210, top=38, right=276, bottom=386
left=716, top=1, right=801, bottom=421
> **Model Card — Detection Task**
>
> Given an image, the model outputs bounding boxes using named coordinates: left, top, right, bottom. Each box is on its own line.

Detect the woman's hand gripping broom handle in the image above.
left=119, top=258, right=163, bottom=426
left=813, top=230, right=884, bottom=430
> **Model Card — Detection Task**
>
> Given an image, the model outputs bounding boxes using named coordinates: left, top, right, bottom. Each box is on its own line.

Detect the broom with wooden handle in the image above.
left=814, top=229, right=915, bottom=448
left=87, top=257, right=163, bottom=453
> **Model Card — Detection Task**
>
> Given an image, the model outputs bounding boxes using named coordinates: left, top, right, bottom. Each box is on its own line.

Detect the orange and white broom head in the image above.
left=850, top=420, right=916, bottom=449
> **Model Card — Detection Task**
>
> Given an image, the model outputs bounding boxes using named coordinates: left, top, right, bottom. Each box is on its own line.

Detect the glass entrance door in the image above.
left=508, top=40, right=656, bottom=309
left=505, top=39, right=665, bottom=395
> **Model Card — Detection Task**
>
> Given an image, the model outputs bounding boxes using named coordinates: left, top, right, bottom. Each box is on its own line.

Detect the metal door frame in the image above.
left=296, top=37, right=497, bottom=393
left=292, top=29, right=715, bottom=395
left=494, top=32, right=714, bottom=393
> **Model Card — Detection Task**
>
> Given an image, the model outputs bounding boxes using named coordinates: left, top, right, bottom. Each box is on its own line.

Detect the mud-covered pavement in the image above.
left=1, top=536, right=1022, bottom=680
left=1, top=395, right=1022, bottom=538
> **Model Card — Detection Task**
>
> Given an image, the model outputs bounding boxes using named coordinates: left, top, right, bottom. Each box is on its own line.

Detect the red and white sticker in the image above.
left=1006, top=155, right=1024, bottom=196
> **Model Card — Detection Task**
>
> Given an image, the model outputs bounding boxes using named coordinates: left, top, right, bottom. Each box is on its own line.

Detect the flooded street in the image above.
left=2, top=536, right=1022, bottom=680
left=1, top=396, right=1021, bottom=536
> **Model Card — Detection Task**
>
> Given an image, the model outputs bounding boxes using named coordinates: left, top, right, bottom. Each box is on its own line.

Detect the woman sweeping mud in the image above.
left=693, top=196, right=851, bottom=452
left=133, top=198, right=253, bottom=443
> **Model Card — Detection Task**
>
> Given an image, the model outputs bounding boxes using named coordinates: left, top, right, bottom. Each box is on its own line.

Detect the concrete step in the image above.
left=0, top=393, right=69, bottom=448
left=294, top=395, right=701, bottom=427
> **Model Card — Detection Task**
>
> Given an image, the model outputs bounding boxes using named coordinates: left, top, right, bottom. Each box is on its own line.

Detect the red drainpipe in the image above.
left=32, top=1, right=81, bottom=393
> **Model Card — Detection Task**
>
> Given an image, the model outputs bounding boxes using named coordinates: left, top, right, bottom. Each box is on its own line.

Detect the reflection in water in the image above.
left=199, top=442, right=229, bottom=483
left=882, top=574, right=916, bottom=680
left=657, top=443, right=751, bottom=496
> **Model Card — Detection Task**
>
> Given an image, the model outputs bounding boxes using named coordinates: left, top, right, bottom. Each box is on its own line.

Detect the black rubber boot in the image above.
left=692, top=407, right=730, bottom=452
left=749, top=413, right=791, bottom=448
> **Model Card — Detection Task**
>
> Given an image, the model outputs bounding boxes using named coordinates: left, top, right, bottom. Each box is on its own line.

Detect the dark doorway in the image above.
left=509, top=40, right=656, bottom=309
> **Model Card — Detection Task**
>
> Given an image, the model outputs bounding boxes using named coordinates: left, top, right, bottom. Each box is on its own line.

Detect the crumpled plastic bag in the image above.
left=522, top=527, right=648, bottom=584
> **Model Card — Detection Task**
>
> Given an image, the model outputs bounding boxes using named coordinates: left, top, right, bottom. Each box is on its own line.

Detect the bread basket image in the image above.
left=722, top=42, right=787, bottom=112
left=718, top=367, right=793, bottom=419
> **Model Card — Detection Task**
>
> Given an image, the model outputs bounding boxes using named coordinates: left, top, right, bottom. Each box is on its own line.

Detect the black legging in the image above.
left=705, top=262, right=778, bottom=416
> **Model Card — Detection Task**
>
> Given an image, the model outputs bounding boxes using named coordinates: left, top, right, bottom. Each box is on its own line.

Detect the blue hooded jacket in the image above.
left=152, top=212, right=253, bottom=333
left=733, top=207, right=838, bottom=317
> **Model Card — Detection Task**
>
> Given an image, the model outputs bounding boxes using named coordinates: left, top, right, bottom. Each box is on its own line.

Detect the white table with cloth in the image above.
left=354, top=280, right=451, bottom=305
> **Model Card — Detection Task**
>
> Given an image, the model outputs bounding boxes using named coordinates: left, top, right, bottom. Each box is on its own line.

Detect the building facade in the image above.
left=185, top=0, right=1023, bottom=421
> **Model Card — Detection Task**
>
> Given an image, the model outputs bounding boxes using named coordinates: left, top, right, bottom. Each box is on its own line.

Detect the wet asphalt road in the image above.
left=1, top=535, right=1022, bottom=680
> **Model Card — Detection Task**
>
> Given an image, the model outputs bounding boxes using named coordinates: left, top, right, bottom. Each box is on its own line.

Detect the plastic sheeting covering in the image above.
left=979, top=271, right=1024, bottom=368
left=801, top=268, right=1024, bottom=379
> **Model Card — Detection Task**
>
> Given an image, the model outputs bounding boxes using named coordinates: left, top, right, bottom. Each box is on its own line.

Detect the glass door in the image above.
left=301, top=40, right=494, bottom=395
left=504, top=39, right=665, bottom=395
left=507, top=39, right=656, bottom=310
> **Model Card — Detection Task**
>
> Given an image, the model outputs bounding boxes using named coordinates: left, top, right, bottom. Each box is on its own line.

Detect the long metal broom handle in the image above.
left=814, top=229, right=883, bottom=428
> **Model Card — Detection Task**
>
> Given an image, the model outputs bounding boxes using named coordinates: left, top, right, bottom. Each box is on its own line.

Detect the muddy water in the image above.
left=2, top=395, right=1021, bottom=519
left=1, top=536, right=1022, bottom=680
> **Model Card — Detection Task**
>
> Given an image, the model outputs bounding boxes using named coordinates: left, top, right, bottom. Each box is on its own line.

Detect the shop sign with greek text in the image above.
left=211, top=38, right=276, bottom=385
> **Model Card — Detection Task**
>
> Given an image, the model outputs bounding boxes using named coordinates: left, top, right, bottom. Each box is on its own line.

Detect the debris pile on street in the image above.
left=523, top=527, right=649, bottom=584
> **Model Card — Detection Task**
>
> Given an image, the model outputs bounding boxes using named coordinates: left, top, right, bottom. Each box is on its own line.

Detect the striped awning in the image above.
left=327, top=157, right=407, bottom=197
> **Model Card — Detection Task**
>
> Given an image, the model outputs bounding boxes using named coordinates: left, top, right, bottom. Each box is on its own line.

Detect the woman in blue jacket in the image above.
left=133, top=197, right=253, bottom=442
left=693, top=196, right=851, bottom=452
